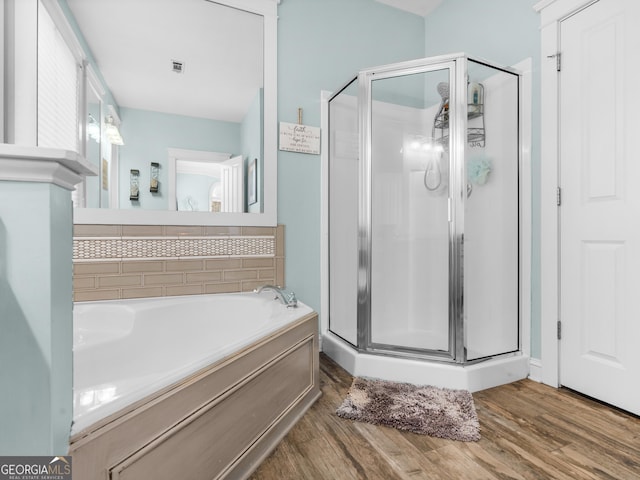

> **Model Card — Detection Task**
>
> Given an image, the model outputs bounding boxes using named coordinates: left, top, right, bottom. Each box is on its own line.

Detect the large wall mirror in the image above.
left=68, top=0, right=277, bottom=226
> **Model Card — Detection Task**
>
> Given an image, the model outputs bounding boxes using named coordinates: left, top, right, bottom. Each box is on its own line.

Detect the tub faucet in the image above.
left=254, top=284, right=298, bottom=308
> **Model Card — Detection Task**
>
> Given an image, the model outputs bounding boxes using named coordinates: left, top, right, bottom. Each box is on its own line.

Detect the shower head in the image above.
left=437, top=82, right=449, bottom=100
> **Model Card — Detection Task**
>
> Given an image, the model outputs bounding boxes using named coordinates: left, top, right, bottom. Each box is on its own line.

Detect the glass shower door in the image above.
left=366, top=65, right=454, bottom=357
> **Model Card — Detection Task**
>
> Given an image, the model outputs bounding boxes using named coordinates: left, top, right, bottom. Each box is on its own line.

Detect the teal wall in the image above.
left=277, top=0, right=541, bottom=359
left=118, top=107, right=241, bottom=210
left=424, top=0, right=541, bottom=358
left=277, top=0, right=425, bottom=315
left=0, top=182, right=73, bottom=455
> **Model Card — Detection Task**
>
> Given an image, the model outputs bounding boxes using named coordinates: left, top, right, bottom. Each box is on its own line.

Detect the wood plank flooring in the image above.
left=250, top=353, right=640, bottom=479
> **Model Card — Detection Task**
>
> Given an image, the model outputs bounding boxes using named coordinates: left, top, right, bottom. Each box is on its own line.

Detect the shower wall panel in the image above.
left=464, top=63, right=520, bottom=360
left=328, top=82, right=359, bottom=346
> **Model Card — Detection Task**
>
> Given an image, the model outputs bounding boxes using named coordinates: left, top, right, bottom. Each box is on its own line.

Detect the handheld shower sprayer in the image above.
left=424, top=82, right=450, bottom=192
left=436, top=81, right=449, bottom=103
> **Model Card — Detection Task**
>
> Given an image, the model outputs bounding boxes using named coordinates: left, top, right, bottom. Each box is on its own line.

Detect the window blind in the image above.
left=37, top=1, right=80, bottom=151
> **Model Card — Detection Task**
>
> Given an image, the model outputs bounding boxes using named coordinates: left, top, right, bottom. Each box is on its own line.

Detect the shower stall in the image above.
left=323, top=53, right=529, bottom=391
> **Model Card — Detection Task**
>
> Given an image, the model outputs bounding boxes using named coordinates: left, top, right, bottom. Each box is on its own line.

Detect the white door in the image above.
left=559, top=0, right=640, bottom=415
left=220, top=155, right=244, bottom=212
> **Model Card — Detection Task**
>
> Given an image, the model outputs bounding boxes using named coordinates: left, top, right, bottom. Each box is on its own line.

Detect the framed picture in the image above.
left=248, top=158, right=258, bottom=205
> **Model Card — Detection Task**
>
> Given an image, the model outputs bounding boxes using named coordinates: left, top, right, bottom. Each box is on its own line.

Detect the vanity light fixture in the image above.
left=105, top=115, right=124, bottom=145
left=87, top=114, right=100, bottom=142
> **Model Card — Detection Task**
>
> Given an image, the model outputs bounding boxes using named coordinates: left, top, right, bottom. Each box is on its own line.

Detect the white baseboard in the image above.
left=528, top=358, right=542, bottom=383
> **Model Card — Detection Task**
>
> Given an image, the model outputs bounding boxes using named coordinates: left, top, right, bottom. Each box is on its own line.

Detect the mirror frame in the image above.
left=73, top=0, right=278, bottom=226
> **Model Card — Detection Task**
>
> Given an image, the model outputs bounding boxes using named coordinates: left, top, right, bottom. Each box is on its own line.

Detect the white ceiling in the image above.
left=374, top=0, right=443, bottom=17
left=66, top=0, right=439, bottom=123
left=66, top=0, right=263, bottom=123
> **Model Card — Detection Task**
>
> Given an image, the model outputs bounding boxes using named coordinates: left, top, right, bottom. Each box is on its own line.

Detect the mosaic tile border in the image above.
left=73, top=236, right=276, bottom=262
left=72, top=224, right=285, bottom=301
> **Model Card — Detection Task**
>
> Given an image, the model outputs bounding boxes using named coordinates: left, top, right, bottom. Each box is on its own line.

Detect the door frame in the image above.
left=535, top=0, right=600, bottom=387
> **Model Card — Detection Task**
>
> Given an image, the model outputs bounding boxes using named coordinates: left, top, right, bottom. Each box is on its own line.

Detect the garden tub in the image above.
left=69, top=291, right=320, bottom=480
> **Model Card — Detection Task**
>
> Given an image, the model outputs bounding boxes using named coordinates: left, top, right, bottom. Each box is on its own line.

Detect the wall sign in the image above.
left=279, top=122, right=321, bottom=155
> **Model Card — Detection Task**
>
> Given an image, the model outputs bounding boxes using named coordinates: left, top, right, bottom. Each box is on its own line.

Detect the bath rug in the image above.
left=336, top=377, right=480, bottom=442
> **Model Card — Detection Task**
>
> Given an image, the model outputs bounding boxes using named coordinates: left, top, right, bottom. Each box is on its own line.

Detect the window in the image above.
left=37, top=0, right=81, bottom=151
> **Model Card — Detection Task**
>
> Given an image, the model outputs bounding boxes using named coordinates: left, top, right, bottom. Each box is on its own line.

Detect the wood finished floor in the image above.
left=250, top=353, right=640, bottom=480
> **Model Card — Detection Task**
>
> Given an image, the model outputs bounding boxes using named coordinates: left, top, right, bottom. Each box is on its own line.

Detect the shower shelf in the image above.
left=433, top=127, right=485, bottom=147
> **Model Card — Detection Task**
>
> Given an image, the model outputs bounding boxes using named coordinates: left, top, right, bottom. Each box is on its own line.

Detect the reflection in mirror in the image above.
left=166, top=149, right=246, bottom=213
left=83, top=82, right=103, bottom=208
left=65, top=0, right=276, bottom=225
left=177, top=161, right=223, bottom=213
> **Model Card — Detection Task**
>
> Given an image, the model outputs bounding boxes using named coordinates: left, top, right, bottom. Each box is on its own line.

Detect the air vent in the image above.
left=171, top=60, right=184, bottom=74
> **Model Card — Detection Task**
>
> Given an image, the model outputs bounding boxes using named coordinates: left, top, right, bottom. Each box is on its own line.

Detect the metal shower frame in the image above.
left=330, top=53, right=522, bottom=364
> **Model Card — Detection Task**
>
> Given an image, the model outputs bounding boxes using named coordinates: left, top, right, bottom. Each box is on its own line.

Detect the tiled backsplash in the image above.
left=73, top=224, right=285, bottom=302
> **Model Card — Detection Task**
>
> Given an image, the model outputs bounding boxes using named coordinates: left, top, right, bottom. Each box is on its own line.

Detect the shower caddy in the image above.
left=432, top=81, right=485, bottom=148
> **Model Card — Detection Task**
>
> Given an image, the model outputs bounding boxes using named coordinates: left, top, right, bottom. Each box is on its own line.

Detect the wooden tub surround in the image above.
left=69, top=313, right=320, bottom=480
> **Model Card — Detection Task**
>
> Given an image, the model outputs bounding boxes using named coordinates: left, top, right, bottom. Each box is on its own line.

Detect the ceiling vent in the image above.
left=171, top=60, right=184, bottom=74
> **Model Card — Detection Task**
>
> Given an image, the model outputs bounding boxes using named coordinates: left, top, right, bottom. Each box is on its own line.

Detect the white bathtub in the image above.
left=72, top=291, right=314, bottom=436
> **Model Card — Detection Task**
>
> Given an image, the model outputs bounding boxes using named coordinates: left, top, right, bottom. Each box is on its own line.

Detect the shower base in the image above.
left=322, top=331, right=529, bottom=392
